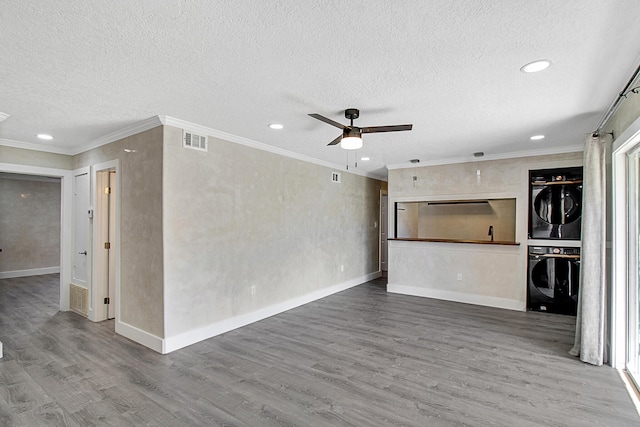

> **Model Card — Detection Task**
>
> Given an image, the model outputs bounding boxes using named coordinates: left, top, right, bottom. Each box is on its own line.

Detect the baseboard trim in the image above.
left=0, top=266, right=60, bottom=279
left=116, top=320, right=164, bottom=353
left=163, top=272, right=381, bottom=354
left=387, top=283, right=525, bottom=312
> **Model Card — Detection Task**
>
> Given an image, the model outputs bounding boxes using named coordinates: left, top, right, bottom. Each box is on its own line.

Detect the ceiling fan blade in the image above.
left=327, top=134, right=342, bottom=146
left=361, top=124, right=413, bottom=133
left=308, top=113, right=346, bottom=129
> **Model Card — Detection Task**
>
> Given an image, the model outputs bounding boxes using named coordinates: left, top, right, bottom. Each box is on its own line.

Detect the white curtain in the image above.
left=570, top=133, right=607, bottom=365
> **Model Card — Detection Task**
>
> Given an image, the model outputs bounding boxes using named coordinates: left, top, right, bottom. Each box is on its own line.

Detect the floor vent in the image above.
left=70, top=284, right=88, bottom=316
left=183, top=130, right=208, bottom=151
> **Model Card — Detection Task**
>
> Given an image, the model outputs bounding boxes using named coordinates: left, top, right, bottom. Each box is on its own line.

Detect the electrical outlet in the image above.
left=457, top=273, right=463, bottom=281
left=251, top=285, right=256, bottom=296
left=374, top=221, right=378, bottom=228
left=340, top=264, right=344, bottom=272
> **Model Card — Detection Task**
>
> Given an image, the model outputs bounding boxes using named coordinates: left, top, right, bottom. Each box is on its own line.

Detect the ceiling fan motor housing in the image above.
left=345, top=108, right=359, bottom=120
left=344, top=128, right=361, bottom=138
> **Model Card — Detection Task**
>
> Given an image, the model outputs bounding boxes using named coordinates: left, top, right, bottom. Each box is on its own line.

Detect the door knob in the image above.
left=78, top=251, right=87, bottom=255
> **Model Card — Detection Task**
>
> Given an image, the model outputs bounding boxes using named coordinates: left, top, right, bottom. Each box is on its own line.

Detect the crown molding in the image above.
left=0, top=115, right=380, bottom=179
left=5, top=115, right=578, bottom=179
left=386, top=144, right=584, bottom=170
left=0, top=138, right=73, bottom=155
left=69, top=116, right=164, bottom=155
left=0, top=116, right=165, bottom=156
left=158, top=116, right=381, bottom=179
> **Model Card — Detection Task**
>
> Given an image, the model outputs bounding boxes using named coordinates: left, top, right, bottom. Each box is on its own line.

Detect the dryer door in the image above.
left=533, top=184, right=582, bottom=226
left=531, top=184, right=583, bottom=239
left=530, top=256, right=580, bottom=301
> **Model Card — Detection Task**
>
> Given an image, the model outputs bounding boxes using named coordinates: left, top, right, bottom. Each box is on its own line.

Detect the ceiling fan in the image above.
left=308, top=108, right=413, bottom=150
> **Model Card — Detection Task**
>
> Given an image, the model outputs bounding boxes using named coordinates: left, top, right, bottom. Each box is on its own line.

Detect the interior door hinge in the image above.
left=104, top=297, right=110, bottom=304
left=104, top=242, right=111, bottom=249
left=104, top=186, right=111, bottom=194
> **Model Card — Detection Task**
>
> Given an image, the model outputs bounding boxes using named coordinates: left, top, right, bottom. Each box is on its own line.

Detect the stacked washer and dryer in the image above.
left=528, top=167, right=583, bottom=315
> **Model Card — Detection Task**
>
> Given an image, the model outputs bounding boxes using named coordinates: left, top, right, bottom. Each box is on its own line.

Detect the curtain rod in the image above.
left=593, top=61, right=640, bottom=136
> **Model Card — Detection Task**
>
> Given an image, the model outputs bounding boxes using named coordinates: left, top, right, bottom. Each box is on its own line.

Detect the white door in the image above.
left=381, top=194, right=388, bottom=273
left=72, top=171, right=90, bottom=287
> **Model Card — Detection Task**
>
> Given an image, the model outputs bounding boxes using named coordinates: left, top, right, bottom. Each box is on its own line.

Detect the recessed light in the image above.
left=268, top=123, right=284, bottom=130
left=530, top=135, right=545, bottom=141
left=361, top=157, right=370, bottom=161
left=37, top=134, right=53, bottom=140
left=520, top=60, right=551, bottom=73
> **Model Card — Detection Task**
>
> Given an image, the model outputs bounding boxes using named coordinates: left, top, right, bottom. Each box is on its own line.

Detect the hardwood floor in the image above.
left=0, top=274, right=638, bottom=426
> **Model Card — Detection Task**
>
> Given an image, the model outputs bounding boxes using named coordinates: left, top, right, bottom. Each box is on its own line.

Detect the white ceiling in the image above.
left=2, top=1, right=640, bottom=179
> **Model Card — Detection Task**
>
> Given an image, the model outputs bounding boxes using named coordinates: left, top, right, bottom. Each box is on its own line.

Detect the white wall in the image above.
left=387, top=151, right=583, bottom=311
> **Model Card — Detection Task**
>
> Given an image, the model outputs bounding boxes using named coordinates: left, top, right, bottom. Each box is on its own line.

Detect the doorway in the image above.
left=0, top=163, right=73, bottom=311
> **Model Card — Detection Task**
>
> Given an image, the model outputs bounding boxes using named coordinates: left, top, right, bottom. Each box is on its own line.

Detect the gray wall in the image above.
left=162, top=126, right=382, bottom=338
left=73, top=127, right=165, bottom=338
left=0, top=176, right=61, bottom=273
left=0, top=146, right=73, bottom=170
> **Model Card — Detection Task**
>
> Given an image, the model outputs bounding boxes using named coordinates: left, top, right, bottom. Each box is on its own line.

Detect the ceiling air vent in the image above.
left=183, top=130, right=208, bottom=152
left=331, top=171, right=341, bottom=183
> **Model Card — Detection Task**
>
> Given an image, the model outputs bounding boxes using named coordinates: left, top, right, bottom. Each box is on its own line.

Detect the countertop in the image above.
left=388, top=238, right=520, bottom=246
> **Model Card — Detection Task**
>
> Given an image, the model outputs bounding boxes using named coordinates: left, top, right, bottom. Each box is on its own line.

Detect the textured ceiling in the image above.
left=2, top=1, right=640, bottom=179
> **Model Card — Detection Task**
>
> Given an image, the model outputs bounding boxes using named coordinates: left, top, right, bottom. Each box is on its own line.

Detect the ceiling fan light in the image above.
left=341, top=136, right=363, bottom=150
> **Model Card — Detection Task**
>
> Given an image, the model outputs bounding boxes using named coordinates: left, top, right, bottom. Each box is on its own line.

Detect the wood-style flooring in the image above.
left=0, top=274, right=638, bottom=426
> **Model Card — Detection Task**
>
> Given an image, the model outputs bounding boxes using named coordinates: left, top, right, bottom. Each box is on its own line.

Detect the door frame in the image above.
left=71, top=167, right=91, bottom=305
left=0, top=162, right=73, bottom=311
left=91, top=160, right=120, bottom=323
left=379, top=190, right=388, bottom=274
left=612, top=115, right=640, bottom=370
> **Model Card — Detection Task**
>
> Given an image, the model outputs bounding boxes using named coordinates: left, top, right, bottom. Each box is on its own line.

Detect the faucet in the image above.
left=488, top=225, right=494, bottom=242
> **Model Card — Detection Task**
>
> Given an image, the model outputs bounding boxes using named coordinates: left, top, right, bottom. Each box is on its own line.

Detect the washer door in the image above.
left=533, top=185, right=582, bottom=225
left=530, top=257, right=580, bottom=299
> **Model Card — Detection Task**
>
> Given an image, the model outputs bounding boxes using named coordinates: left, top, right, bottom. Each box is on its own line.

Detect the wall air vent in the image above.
left=331, top=171, right=341, bottom=183
left=183, top=130, right=208, bottom=152
left=70, top=283, right=88, bottom=316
